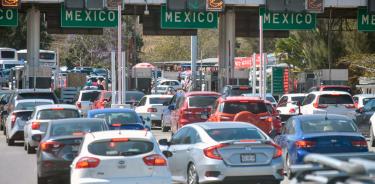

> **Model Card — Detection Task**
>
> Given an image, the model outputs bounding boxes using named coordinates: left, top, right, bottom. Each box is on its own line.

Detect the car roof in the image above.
left=84, top=130, right=153, bottom=142
left=16, top=88, right=52, bottom=93
left=80, top=90, right=102, bottom=93
left=224, top=85, right=250, bottom=88
left=293, top=114, right=352, bottom=121
left=88, top=108, right=136, bottom=115
left=242, top=93, right=274, bottom=97
left=220, top=96, right=264, bottom=102
left=191, top=122, right=258, bottom=130
left=50, top=118, right=104, bottom=125
left=308, top=91, right=352, bottom=95
left=35, top=104, right=78, bottom=111
left=320, top=85, right=351, bottom=88
left=144, top=94, right=173, bottom=98
left=184, top=91, right=221, bottom=97
left=353, top=94, right=375, bottom=98
left=282, top=93, right=307, bottom=97
left=15, top=99, right=54, bottom=103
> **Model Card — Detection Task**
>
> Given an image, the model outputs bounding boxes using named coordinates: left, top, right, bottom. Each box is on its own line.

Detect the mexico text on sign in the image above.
left=0, top=9, right=17, bottom=27
left=259, top=7, right=317, bottom=30
left=358, top=7, right=375, bottom=32
left=61, top=5, right=118, bottom=28
left=160, top=4, right=218, bottom=29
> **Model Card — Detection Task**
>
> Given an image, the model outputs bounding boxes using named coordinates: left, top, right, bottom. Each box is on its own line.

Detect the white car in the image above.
left=353, top=94, right=375, bottom=109
left=23, top=104, right=80, bottom=154
left=157, top=80, right=182, bottom=90
left=5, top=99, right=54, bottom=146
left=276, top=93, right=307, bottom=121
left=300, top=91, right=356, bottom=120
left=75, top=90, right=102, bottom=117
left=70, top=130, right=172, bottom=184
left=135, top=95, right=172, bottom=128
left=242, top=93, right=278, bottom=107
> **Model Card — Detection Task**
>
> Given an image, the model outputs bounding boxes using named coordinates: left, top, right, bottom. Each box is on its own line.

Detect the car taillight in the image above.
left=10, top=113, right=16, bottom=128
left=147, top=108, right=157, bottom=112
left=76, top=102, right=82, bottom=109
left=268, top=142, right=282, bottom=158
left=31, top=121, right=40, bottom=130
left=143, top=154, right=167, bottom=166
left=40, top=141, right=64, bottom=153
left=313, top=102, right=327, bottom=109
left=75, top=157, right=101, bottom=169
left=295, top=140, right=316, bottom=148
left=289, top=108, right=296, bottom=113
left=203, top=143, right=228, bottom=160
left=345, top=104, right=355, bottom=109
left=352, top=140, right=367, bottom=148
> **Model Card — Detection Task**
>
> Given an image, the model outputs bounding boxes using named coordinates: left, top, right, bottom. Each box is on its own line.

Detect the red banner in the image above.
left=234, top=54, right=267, bottom=69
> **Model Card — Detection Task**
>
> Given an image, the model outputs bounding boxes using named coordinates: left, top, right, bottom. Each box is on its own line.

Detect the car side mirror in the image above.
left=159, top=139, right=170, bottom=146
left=162, top=150, right=173, bottom=158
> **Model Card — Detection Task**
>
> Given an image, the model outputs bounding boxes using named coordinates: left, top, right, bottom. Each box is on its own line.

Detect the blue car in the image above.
left=275, top=114, right=368, bottom=177
left=88, top=108, right=148, bottom=130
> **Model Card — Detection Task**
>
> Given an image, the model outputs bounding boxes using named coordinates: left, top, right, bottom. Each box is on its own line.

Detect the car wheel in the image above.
left=187, top=163, right=199, bottom=184
left=3, top=127, right=6, bottom=135
left=0, top=123, right=3, bottom=131
left=24, top=142, right=27, bottom=151
left=285, top=154, right=293, bottom=179
left=161, top=120, right=168, bottom=132
left=37, top=176, right=48, bottom=184
left=27, top=143, right=36, bottom=154
left=371, top=126, right=375, bottom=147
left=7, top=137, right=14, bottom=146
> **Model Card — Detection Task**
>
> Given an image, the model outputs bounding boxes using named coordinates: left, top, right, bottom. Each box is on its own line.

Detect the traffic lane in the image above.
left=0, top=136, right=37, bottom=184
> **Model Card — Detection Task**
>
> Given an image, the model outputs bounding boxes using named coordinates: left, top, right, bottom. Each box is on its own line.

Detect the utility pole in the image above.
left=191, top=36, right=198, bottom=91
left=117, top=0, right=122, bottom=104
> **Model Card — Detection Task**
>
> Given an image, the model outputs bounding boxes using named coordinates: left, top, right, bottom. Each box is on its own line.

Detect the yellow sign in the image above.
left=206, top=0, right=224, bottom=12
left=2, top=0, right=20, bottom=8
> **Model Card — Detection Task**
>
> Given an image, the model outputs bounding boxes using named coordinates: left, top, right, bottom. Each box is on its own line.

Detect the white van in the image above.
left=0, top=48, right=23, bottom=70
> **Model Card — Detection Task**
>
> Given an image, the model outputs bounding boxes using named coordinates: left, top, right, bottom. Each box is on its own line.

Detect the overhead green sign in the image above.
left=61, top=5, right=118, bottom=28
left=0, top=9, right=18, bottom=27
left=358, top=7, right=375, bottom=32
left=259, top=7, right=317, bottom=30
left=160, top=5, right=218, bottom=29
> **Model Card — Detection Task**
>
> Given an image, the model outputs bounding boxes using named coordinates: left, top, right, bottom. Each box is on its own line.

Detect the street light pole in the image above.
left=117, top=0, right=122, bottom=104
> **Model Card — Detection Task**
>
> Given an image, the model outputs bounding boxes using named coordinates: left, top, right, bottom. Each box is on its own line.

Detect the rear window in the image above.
left=88, top=140, right=154, bottom=156
left=15, top=101, right=53, bottom=111
left=189, top=96, right=218, bottom=108
left=150, top=97, right=172, bottom=105
left=291, top=96, right=305, bottom=104
left=318, top=95, right=354, bottom=104
left=126, top=92, right=144, bottom=102
left=39, top=53, right=55, bottom=60
left=81, top=91, right=101, bottom=101
left=93, top=112, right=139, bottom=126
left=37, top=109, right=80, bottom=120
left=17, top=93, right=57, bottom=103
left=301, top=119, right=357, bottom=133
left=50, top=122, right=105, bottom=137
left=363, top=98, right=375, bottom=105
left=15, top=111, right=33, bottom=121
left=1, top=51, right=15, bottom=59
left=322, top=87, right=352, bottom=94
left=222, top=102, right=268, bottom=114
left=230, top=88, right=251, bottom=96
left=206, top=128, right=265, bottom=142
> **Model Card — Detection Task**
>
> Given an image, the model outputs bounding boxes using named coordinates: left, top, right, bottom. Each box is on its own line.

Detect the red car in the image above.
left=170, top=91, right=221, bottom=134
left=92, top=90, right=112, bottom=109
left=208, top=96, right=278, bottom=137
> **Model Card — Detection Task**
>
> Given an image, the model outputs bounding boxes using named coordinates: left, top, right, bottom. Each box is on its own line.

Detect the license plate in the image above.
left=241, top=154, right=256, bottom=163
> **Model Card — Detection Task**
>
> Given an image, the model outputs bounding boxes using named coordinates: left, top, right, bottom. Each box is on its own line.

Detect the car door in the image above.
left=168, top=127, right=190, bottom=181
left=277, top=96, right=288, bottom=114
left=301, top=94, right=315, bottom=115
left=171, top=95, right=184, bottom=133
left=135, top=97, right=147, bottom=113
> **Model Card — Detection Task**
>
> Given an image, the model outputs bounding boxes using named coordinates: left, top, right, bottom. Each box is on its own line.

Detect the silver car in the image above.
left=4, top=99, right=54, bottom=146
left=23, top=104, right=80, bottom=154
left=159, top=122, right=284, bottom=184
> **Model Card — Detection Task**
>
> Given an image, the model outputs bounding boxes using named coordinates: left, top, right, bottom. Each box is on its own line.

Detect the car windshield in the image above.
left=291, top=96, right=306, bottom=104
left=81, top=91, right=101, bottom=102
left=37, top=109, right=80, bottom=120
left=230, top=88, right=252, bottom=96
left=301, top=119, right=357, bottom=133
left=149, top=97, right=172, bottom=105
left=50, top=122, right=104, bottom=136
left=88, top=140, right=154, bottom=156
left=266, top=96, right=276, bottom=103
left=17, top=93, right=57, bottom=103
left=318, top=94, right=354, bottom=104
left=93, top=112, right=139, bottom=126
left=125, top=92, right=144, bottom=102
left=15, top=101, right=53, bottom=111
left=222, top=102, right=268, bottom=114
left=363, top=98, right=375, bottom=105
left=189, top=96, right=218, bottom=108
left=206, top=128, right=265, bottom=142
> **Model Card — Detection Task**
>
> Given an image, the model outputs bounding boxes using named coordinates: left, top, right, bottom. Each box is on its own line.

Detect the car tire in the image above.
left=3, top=127, right=6, bottom=135
left=0, top=123, right=3, bottom=131
left=7, top=137, right=14, bottom=146
left=37, top=176, right=48, bottom=184
left=27, top=143, right=36, bottom=154
left=161, top=120, right=169, bottom=132
left=187, top=163, right=199, bottom=184
left=370, top=126, right=375, bottom=147
left=285, top=154, right=293, bottom=179
left=24, top=142, right=27, bottom=151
